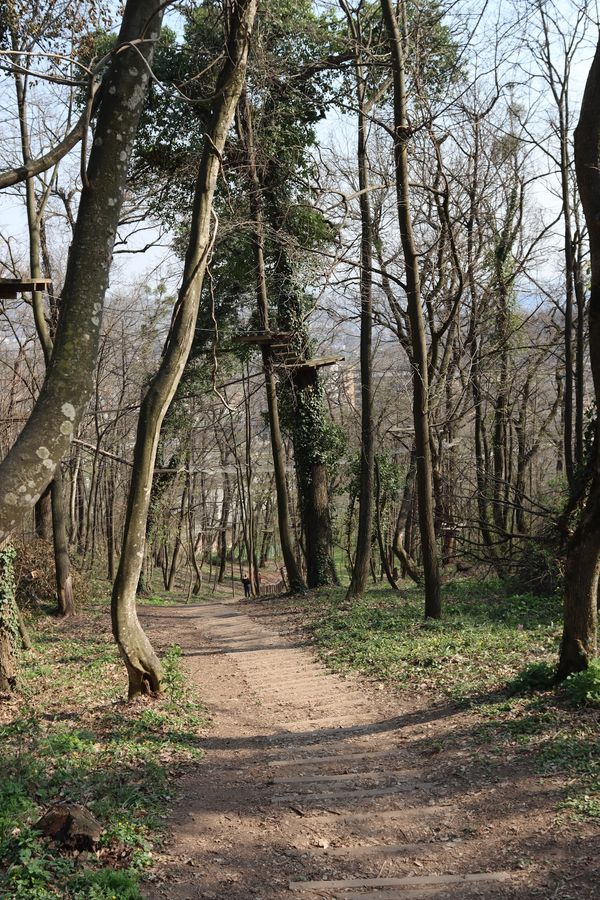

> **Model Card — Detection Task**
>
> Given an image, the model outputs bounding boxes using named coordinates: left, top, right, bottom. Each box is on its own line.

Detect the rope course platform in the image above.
left=235, top=331, right=344, bottom=372
left=0, top=278, right=52, bottom=299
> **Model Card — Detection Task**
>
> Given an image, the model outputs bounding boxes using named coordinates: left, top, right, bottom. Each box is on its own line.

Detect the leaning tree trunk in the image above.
left=558, top=36, right=600, bottom=679
left=381, top=0, right=441, bottom=618
left=111, top=0, right=258, bottom=699
left=0, top=0, right=163, bottom=539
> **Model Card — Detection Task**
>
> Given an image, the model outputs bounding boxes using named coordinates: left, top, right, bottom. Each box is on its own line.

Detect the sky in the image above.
left=0, top=0, right=597, bottom=305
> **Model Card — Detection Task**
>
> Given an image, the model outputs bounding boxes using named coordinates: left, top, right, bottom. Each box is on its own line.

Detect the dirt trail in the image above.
left=140, top=599, right=599, bottom=899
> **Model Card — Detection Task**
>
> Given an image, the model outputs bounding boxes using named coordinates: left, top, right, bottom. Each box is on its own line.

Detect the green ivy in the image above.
left=0, top=546, right=19, bottom=687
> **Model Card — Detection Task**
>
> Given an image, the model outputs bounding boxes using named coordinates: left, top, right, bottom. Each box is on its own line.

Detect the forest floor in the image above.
left=138, top=582, right=600, bottom=900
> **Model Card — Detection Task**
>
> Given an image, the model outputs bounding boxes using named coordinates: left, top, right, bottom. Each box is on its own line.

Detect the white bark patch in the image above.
left=36, top=447, right=50, bottom=459
left=5, top=493, right=17, bottom=505
left=129, top=67, right=139, bottom=76
left=60, top=420, right=74, bottom=435
left=109, top=84, right=117, bottom=95
left=119, top=151, right=127, bottom=162
left=108, top=198, right=117, bottom=207
left=61, top=403, right=76, bottom=420
left=124, top=78, right=147, bottom=111
left=42, top=458, right=55, bottom=468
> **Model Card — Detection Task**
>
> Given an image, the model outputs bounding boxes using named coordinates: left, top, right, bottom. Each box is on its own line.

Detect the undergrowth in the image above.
left=0, top=597, right=207, bottom=899
left=301, top=580, right=561, bottom=698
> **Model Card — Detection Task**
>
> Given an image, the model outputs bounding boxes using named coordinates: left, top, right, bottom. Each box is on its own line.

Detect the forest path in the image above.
left=139, top=599, right=595, bottom=899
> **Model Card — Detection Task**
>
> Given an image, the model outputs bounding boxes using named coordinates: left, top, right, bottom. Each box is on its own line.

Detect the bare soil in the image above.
left=139, top=597, right=600, bottom=900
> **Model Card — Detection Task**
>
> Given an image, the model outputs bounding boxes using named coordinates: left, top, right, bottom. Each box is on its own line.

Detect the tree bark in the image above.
left=0, top=550, right=18, bottom=692
left=344, top=5, right=374, bottom=601
left=51, top=468, right=74, bottom=617
left=0, top=0, right=163, bottom=538
left=111, top=0, right=258, bottom=698
left=558, top=35, right=600, bottom=678
left=237, top=91, right=307, bottom=594
left=35, top=484, right=53, bottom=542
left=375, top=459, right=400, bottom=591
left=381, top=0, right=441, bottom=617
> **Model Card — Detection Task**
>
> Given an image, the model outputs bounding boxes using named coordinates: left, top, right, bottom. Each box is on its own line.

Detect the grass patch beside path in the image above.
left=0, top=597, right=207, bottom=899
left=298, top=580, right=561, bottom=698
left=269, top=578, right=600, bottom=823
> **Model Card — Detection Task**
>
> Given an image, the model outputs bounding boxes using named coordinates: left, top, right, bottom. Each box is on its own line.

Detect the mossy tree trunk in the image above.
left=290, top=366, right=339, bottom=588
left=0, top=549, right=19, bottom=693
left=0, top=0, right=163, bottom=539
left=111, top=0, right=258, bottom=698
left=237, top=91, right=307, bottom=595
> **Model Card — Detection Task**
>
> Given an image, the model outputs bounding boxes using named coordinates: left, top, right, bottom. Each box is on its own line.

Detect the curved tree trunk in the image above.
left=558, top=36, right=600, bottom=678
left=0, top=0, right=163, bottom=539
left=111, top=0, right=258, bottom=699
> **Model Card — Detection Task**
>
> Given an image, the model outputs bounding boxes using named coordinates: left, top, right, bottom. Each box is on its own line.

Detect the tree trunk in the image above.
left=558, top=36, right=600, bottom=678
left=0, top=549, right=18, bottom=692
left=290, top=368, right=338, bottom=587
left=0, top=0, right=163, bottom=538
left=167, top=484, right=188, bottom=592
left=35, top=484, right=53, bottom=542
left=111, top=0, right=257, bottom=698
left=217, top=471, right=231, bottom=583
left=51, top=468, right=74, bottom=617
left=237, top=92, right=307, bottom=594
left=381, top=0, right=441, bottom=618
left=345, top=8, right=374, bottom=601
left=375, top=459, right=400, bottom=591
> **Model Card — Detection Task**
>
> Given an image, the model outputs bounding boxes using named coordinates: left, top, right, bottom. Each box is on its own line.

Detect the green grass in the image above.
left=0, top=600, right=207, bottom=899
left=137, top=594, right=181, bottom=607
left=298, top=580, right=561, bottom=698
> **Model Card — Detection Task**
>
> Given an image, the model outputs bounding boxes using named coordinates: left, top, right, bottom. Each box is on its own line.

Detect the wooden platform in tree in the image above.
left=0, top=278, right=52, bottom=299
left=235, top=331, right=294, bottom=347
left=235, top=332, right=343, bottom=372
left=278, top=355, right=344, bottom=371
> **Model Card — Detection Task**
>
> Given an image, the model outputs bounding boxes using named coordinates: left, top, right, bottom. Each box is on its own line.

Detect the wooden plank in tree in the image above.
left=235, top=331, right=294, bottom=345
left=279, top=355, right=344, bottom=370
left=0, top=278, right=52, bottom=299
